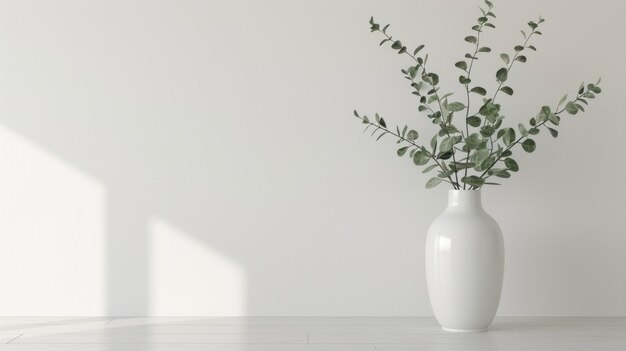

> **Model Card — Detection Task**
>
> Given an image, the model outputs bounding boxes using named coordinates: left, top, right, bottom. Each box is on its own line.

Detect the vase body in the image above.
left=425, top=189, right=504, bottom=332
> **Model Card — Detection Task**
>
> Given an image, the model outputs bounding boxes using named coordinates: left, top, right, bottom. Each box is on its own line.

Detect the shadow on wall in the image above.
left=0, top=0, right=432, bottom=317
left=0, top=122, right=248, bottom=315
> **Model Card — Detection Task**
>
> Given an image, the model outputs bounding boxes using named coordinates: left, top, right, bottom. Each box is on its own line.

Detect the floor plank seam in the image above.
left=6, top=334, right=23, bottom=344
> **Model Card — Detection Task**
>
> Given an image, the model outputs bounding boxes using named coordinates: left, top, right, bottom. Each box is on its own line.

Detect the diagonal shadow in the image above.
left=0, top=118, right=249, bottom=316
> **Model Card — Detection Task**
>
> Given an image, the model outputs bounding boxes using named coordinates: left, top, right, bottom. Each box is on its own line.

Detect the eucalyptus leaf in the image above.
left=504, top=158, right=519, bottom=172
left=465, top=36, right=477, bottom=44
left=467, top=116, right=482, bottom=127
left=437, top=151, right=453, bottom=160
left=379, top=117, right=387, bottom=128
left=548, top=127, right=558, bottom=138
left=472, top=149, right=490, bottom=165
left=414, top=44, right=425, bottom=55
left=503, top=128, right=516, bottom=146
left=522, top=139, right=536, bottom=152
left=518, top=123, right=528, bottom=137
left=397, top=146, right=409, bottom=156
left=496, top=67, right=508, bottom=82
left=413, top=150, right=430, bottom=165
left=440, top=137, right=454, bottom=153
left=422, top=164, right=439, bottom=173
left=566, top=102, right=579, bottom=114
left=470, top=87, right=487, bottom=95
left=493, top=169, right=511, bottom=178
left=425, top=177, right=443, bottom=189
left=501, top=86, right=514, bottom=95
left=447, top=102, right=466, bottom=112
left=353, top=7, right=603, bottom=190
left=461, top=176, right=485, bottom=187
left=500, top=53, right=510, bottom=65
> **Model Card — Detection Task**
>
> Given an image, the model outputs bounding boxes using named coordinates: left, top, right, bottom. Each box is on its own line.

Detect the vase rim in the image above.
left=447, top=188, right=483, bottom=209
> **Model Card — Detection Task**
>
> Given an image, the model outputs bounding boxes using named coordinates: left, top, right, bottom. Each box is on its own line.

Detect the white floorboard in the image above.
left=0, top=345, right=376, bottom=351
left=0, top=317, right=623, bottom=350
left=11, top=333, right=308, bottom=344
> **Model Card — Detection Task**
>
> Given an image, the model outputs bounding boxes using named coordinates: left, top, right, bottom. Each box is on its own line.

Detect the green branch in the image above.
left=354, top=113, right=459, bottom=189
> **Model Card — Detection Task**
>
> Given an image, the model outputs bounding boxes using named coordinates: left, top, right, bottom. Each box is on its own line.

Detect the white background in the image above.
left=0, top=0, right=624, bottom=316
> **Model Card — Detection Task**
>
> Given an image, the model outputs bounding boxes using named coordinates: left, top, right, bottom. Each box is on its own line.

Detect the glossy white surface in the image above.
left=0, top=317, right=624, bottom=350
left=426, top=190, right=505, bottom=332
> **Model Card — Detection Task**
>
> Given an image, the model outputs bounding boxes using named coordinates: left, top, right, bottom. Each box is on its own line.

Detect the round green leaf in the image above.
left=465, top=36, right=477, bottom=44
left=501, top=86, right=514, bottom=95
left=472, top=149, right=490, bottom=165
left=424, top=73, right=439, bottom=86
left=503, top=128, right=516, bottom=146
left=467, top=116, right=481, bottom=127
left=522, top=139, right=536, bottom=153
left=447, top=102, right=466, bottom=112
left=413, top=150, right=430, bottom=165
left=397, top=146, right=409, bottom=157
left=496, top=67, right=508, bottom=82
left=566, top=102, right=579, bottom=115
left=504, top=158, right=519, bottom=172
left=470, top=87, right=487, bottom=96
left=440, top=137, right=453, bottom=153
left=459, top=76, right=471, bottom=84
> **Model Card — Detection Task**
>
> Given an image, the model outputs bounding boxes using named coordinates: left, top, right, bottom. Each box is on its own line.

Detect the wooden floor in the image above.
left=0, top=317, right=624, bottom=350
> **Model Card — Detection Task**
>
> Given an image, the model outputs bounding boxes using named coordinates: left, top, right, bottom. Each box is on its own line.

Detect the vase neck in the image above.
left=447, top=190, right=483, bottom=210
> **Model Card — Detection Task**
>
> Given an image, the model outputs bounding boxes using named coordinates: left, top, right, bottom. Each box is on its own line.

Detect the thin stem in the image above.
left=480, top=29, right=538, bottom=154
left=462, top=24, right=484, bottom=189
left=491, top=33, right=534, bottom=103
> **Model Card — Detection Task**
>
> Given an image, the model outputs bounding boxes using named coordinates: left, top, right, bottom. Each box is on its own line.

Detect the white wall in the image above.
left=0, top=0, right=624, bottom=316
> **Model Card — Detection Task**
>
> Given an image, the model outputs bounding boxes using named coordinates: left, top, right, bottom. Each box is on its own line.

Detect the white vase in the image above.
left=425, top=189, right=504, bottom=332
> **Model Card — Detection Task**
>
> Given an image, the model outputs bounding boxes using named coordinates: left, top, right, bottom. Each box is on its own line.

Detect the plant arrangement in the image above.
left=353, top=0, right=602, bottom=189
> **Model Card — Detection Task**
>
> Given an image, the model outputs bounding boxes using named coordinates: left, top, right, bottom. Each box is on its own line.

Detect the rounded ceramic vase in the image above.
left=425, top=189, right=504, bottom=332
